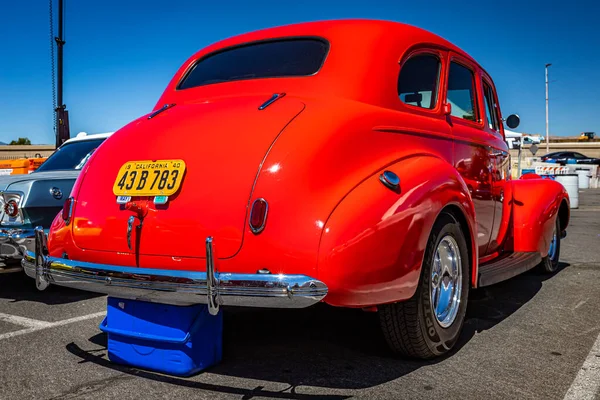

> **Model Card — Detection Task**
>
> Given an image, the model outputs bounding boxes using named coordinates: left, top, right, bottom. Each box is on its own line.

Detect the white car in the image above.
left=522, top=135, right=542, bottom=144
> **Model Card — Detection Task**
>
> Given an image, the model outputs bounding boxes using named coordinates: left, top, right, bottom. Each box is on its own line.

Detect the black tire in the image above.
left=378, top=212, right=470, bottom=359
left=538, top=217, right=560, bottom=273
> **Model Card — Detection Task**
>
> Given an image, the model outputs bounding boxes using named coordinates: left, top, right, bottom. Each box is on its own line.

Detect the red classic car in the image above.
left=23, top=19, right=570, bottom=359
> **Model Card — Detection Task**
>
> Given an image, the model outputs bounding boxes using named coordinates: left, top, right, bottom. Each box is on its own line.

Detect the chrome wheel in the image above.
left=548, top=224, right=558, bottom=260
left=430, top=235, right=462, bottom=328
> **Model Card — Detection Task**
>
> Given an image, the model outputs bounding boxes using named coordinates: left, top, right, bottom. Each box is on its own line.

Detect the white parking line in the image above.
left=0, top=312, right=52, bottom=328
left=564, top=329, right=600, bottom=400
left=0, top=311, right=106, bottom=341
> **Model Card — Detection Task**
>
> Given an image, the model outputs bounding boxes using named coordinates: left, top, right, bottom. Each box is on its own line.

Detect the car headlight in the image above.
left=0, top=192, right=24, bottom=226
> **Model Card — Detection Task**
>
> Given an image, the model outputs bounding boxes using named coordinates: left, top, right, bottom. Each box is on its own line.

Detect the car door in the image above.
left=481, top=76, right=511, bottom=255
left=446, top=55, right=495, bottom=257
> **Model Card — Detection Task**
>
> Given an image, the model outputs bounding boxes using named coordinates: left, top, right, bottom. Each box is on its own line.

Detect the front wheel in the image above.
left=379, top=212, right=470, bottom=359
left=538, top=217, right=561, bottom=273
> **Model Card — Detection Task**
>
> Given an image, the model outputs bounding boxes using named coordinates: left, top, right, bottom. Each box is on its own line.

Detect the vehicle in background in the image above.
left=522, top=135, right=542, bottom=144
left=504, top=129, right=522, bottom=149
left=0, top=132, right=112, bottom=271
left=23, top=20, right=570, bottom=360
left=579, top=132, right=596, bottom=141
left=541, top=151, right=600, bottom=165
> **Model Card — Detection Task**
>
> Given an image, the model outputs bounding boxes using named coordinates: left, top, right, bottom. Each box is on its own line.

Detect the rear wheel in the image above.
left=379, top=212, right=470, bottom=359
left=538, top=217, right=561, bottom=273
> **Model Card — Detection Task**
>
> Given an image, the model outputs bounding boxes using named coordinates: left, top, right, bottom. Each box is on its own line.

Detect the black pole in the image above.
left=56, top=0, right=63, bottom=117
left=54, top=0, right=69, bottom=148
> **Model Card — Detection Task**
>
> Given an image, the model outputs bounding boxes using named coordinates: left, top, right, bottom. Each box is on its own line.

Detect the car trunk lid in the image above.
left=71, top=95, right=304, bottom=259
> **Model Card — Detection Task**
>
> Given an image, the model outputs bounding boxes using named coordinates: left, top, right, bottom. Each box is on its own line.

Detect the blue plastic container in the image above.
left=99, top=297, right=223, bottom=377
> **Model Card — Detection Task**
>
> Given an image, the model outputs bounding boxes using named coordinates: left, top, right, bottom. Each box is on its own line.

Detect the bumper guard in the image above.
left=22, top=227, right=328, bottom=315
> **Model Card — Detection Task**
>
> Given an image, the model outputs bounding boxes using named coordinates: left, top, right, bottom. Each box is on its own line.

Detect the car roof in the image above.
left=200, top=19, right=477, bottom=61
left=156, top=19, right=488, bottom=109
left=62, top=132, right=113, bottom=145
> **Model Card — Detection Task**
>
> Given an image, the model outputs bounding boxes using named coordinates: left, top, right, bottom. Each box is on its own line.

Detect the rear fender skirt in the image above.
left=511, top=178, right=570, bottom=256
left=317, top=155, right=476, bottom=307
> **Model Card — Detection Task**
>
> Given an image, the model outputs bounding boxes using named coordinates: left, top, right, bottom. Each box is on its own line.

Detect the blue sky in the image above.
left=1, top=0, right=598, bottom=144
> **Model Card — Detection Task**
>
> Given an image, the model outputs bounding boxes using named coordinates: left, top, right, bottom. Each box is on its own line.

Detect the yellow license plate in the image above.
left=112, top=159, right=186, bottom=196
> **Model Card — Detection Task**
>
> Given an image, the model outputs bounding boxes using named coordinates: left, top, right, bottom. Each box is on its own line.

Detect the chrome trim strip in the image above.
left=22, top=228, right=327, bottom=309
left=147, top=103, right=176, bottom=119
left=258, top=93, right=286, bottom=110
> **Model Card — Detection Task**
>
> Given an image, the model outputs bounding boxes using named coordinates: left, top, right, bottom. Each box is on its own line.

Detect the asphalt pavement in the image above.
left=1, top=190, right=599, bottom=400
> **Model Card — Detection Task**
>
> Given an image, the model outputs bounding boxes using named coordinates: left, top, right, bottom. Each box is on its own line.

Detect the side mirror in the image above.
left=505, top=114, right=520, bottom=129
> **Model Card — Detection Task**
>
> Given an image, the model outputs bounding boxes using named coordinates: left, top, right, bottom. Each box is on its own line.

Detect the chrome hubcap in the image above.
left=430, top=235, right=462, bottom=328
left=548, top=224, right=558, bottom=260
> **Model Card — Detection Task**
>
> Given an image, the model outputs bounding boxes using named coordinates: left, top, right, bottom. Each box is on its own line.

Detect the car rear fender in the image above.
left=511, top=177, right=570, bottom=256
left=317, top=155, right=477, bottom=308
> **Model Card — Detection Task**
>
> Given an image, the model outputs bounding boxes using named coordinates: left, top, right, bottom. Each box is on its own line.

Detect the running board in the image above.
left=478, top=252, right=542, bottom=287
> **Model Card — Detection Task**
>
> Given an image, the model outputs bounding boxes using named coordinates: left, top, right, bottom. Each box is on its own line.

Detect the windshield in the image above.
left=178, top=38, right=329, bottom=89
left=35, top=139, right=106, bottom=172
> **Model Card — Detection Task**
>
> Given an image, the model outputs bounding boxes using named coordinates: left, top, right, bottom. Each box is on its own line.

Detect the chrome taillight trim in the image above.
left=0, top=191, right=25, bottom=226
left=4, top=200, right=19, bottom=217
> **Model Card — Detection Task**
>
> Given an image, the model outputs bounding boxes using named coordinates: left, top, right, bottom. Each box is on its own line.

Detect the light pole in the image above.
left=545, top=63, right=551, bottom=153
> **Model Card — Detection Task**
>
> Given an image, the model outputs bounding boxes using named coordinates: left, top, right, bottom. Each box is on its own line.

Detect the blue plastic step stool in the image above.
left=99, top=297, right=223, bottom=377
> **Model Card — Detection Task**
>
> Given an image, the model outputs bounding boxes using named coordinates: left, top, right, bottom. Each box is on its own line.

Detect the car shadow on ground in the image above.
left=0, top=270, right=103, bottom=305
left=65, top=262, right=570, bottom=398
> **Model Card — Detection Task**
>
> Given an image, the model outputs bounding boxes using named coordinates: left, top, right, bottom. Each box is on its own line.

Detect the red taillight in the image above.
left=62, top=197, right=74, bottom=225
left=249, top=198, right=268, bottom=234
left=4, top=200, right=19, bottom=217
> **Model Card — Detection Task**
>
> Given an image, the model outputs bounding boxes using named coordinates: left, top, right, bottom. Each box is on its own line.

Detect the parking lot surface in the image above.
left=1, top=190, right=599, bottom=400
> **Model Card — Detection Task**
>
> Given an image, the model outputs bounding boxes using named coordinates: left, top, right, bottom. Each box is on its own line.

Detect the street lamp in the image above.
left=545, top=63, right=552, bottom=153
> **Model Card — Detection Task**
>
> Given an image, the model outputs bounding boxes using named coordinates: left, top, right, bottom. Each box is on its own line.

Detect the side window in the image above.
left=483, top=81, right=499, bottom=132
left=397, top=54, right=440, bottom=109
left=447, top=61, right=477, bottom=121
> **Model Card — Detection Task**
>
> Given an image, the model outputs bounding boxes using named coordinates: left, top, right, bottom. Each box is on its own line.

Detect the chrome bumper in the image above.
left=22, top=227, right=328, bottom=315
left=0, top=227, right=44, bottom=263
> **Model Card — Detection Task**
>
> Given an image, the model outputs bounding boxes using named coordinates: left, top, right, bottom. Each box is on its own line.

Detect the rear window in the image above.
left=178, top=38, right=329, bottom=89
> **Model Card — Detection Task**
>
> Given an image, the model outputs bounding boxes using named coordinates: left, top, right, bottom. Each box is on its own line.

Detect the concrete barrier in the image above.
left=510, top=142, right=600, bottom=160
left=0, top=145, right=55, bottom=160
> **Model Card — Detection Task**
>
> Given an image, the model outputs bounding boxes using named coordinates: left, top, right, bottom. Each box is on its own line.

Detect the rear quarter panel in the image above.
left=317, top=156, right=476, bottom=307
